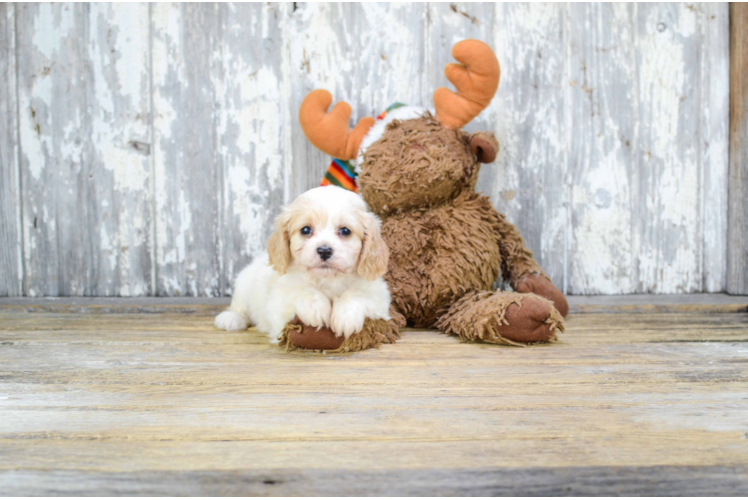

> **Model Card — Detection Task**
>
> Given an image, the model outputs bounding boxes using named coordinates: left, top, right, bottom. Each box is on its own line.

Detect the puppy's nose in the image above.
left=316, top=246, right=333, bottom=261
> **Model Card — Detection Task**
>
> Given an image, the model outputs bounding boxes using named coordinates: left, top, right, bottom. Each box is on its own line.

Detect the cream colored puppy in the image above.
left=215, top=186, right=391, bottom=342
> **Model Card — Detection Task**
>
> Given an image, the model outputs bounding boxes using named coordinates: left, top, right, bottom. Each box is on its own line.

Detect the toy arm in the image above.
left=494, top=212, right=569, bottom=317
left=494, top=212, right=546, bottom=288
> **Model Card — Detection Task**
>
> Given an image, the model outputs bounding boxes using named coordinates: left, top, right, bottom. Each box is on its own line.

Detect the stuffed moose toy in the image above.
left=280, top=40, right=568, bottom=352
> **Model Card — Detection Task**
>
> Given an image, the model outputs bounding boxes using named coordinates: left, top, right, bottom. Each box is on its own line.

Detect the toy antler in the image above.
left=299, top=90, right=375, bottom=160
left=434, top=40, right=500, bottom=129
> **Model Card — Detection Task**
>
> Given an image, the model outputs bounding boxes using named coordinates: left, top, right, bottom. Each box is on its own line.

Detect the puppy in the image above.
left=215, top=186, right=391, bottom=342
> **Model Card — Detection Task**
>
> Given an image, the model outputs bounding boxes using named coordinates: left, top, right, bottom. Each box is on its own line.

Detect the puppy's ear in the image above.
left=357, top=211, right=389, bottom=280
left=267, top=209, right=293, bottom=275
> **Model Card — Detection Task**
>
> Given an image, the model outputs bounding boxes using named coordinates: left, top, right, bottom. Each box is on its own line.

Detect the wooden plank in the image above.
left=1, top=294, right=746, bottom=315
left=86, top=3, right=153, bottom=296
left=568, top=292, right=748, bottom=314
left=1, top=313, right=748, bottom=352
left=0, top=4, right=22, bottom=296
left=151, top=3, right=221, bottom=296
left=215, top=3, right=287, bottom=293
left=14, top=3, right=152, bottom=297
left=0, top=309, right=747, bottom=495
left=567, top=4, right=637, bottom=295
left=287, top=3, right=428, bottom=199
left=0, top=297, right=231, bottom=315
left=3, top=3, right=735, bottom=298
left=489, top=3, right=568, bottom=290
left=728, top=3, right=748, bottom=294
left=0, top=313, right=747, bottom=391
left=568, top=4, right=730, bottom=294
left=2, top=465, right=748, bottom=496
left=16, top=3, right=93, bottom=296
left=634, top=4, right=709, bottom=293
left=1, top=308, right=747, bottom=334
left=701, top=3, right=730, bottom=292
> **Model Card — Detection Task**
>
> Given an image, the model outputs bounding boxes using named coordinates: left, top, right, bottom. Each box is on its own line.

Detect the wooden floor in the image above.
left=1, top=297, right=747, bottom=496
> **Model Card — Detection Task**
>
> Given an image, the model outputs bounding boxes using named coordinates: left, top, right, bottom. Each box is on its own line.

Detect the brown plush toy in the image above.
left=294, top=39, right=568, bottom=349
left=278, top=311, right=401, bottom=353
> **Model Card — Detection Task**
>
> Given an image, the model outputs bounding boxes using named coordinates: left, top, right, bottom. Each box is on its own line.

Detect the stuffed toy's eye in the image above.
left=339, top=227, right=351, bottom=237
left=300, top=226, right=312, bottom=236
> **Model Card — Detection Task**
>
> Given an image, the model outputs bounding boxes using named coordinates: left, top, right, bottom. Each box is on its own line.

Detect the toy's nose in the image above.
left=317, top=246, right=333, bottom=261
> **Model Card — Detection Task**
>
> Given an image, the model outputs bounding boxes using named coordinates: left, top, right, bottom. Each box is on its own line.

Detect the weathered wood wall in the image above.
left=0, top=3, right=732, bottom=297
left=728, top=3, right=748, bottom=295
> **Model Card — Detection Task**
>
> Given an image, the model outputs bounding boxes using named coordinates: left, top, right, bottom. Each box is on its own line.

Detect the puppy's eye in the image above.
left=300, top=226, right=312, bottom=236
left=339, top=227, right=351, bottom=237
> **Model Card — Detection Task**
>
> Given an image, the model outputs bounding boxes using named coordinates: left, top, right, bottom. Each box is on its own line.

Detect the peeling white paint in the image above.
left=18, top=98, right=47, bottom=181
left=2, top=2, right=732, bottom=297
left=30, top=5, right=68, bottom=62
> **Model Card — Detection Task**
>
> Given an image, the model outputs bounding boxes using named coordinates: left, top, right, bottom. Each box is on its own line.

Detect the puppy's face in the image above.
left=267, top=186, right=388, bottom=280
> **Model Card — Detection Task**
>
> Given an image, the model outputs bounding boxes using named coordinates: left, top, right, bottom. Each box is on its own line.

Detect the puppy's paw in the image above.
left=330, top=303, right=366, bottom=338
left=296, top=293, right=332, bottom=329
left=215, top=311, right=249, bottom=331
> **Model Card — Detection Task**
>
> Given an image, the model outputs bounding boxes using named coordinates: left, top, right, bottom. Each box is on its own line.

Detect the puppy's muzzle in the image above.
left=316, top=246, right=333, bottom=261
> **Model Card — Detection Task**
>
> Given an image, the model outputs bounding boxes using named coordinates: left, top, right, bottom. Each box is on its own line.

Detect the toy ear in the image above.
left=357, top=211, right=389, bottom=281
left=267, top=210, right=293, bottom=275
left=469, top=132, right=499, bottom=163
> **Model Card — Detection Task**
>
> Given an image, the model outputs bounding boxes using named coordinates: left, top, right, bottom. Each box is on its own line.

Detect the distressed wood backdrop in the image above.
left=0, top=2, right=731, bottom=297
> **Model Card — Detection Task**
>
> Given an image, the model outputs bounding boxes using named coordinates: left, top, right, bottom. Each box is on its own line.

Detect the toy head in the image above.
left=299, top=40, right=501, bottom=215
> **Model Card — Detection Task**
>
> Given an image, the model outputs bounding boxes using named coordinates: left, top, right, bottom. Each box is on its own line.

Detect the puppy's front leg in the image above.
left=330, top=292, right=368, bottom=339
left=295, top=288, right=332, bottom=329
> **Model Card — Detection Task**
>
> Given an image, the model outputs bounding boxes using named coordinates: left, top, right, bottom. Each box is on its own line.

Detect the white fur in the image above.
left=215, top=186, right=391, bottom=343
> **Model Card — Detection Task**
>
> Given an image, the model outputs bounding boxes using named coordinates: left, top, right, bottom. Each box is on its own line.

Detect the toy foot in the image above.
left=515, top=274, right=569, bottom=317
left=279, top=306, right=402, bottom=353
left=281, top=317, right=344, bottom=351
left=436, top=291, right=564, bottom=346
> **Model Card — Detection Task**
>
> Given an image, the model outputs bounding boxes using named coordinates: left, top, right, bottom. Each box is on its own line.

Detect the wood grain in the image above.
left=0, top=3, right=734, bottom=296
left=215, top=3, right=287, bottom=294
left=490, top=3, right=568, bottom=291
left=701, top=3, right=730, bottom=292
left=86, top=3, right=153, bottom=296
left=1, top=293, right=745, bottom=315
left=728, top=3, right=748, bottom=294
left=0, top=4, right=22, bottom=296
left=0, top=307, right=747, bottom=495
left=16, top=4, right=93, bottom=296
left=2, top=466, right=747, bottom=496
left=635, top=4, right=707, bottom=294
left=567, top=4, right=637, bottom=295
left=566, top=4, right=730, bottom=294
left=151, top=4, right=222, bottom=297
left=14, top=4, right=153, bottom=297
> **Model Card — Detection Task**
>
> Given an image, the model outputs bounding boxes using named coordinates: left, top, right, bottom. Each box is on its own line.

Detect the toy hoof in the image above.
left=279, top=312, right=400, bottom=353
left=499, top=295, right=559, bottom=343
left=436, top=291, right=564, bottom=346
left=284, top=317, right=344, bottom=351
left=515, top=274, right=569, bottom=317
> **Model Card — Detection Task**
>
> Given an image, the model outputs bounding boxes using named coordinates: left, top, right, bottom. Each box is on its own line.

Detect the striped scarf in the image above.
left=320, top=103, right=406, bottom=192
